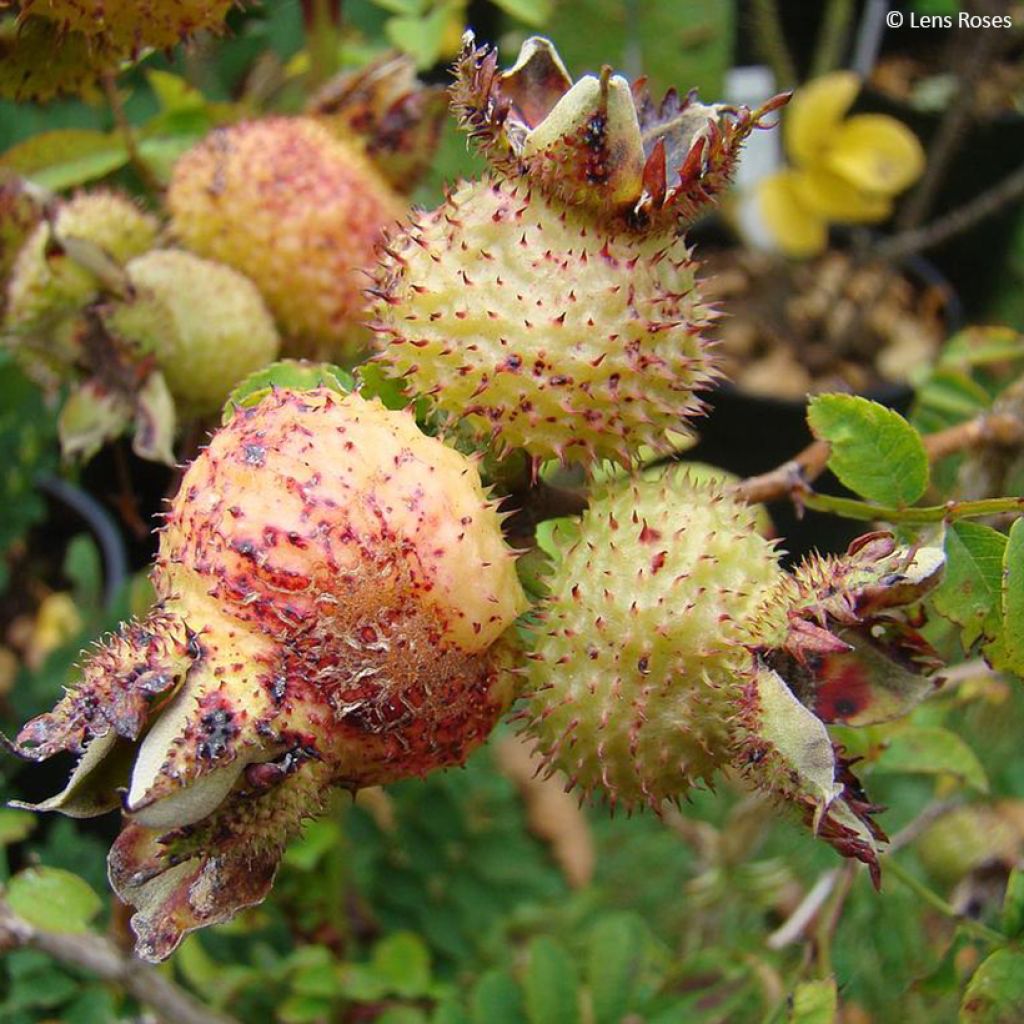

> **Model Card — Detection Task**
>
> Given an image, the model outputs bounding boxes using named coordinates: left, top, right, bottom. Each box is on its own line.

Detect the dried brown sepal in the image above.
left=12, top=611, right=197, bottom=759
left=758, top=532, right=945, bottom=727
left=307, top=52, right=447, bottom=194
left=450, top=31, right=789, bottom=232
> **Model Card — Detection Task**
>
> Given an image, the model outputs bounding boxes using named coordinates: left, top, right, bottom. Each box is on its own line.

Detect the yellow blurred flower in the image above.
left=757, top=72, right=925, bottom=257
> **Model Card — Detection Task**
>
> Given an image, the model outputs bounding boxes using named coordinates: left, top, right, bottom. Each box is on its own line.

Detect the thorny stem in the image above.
left=0, top=900, right=237, bottom=1024
left=811, top=0, right=855, bottom=78
left=750, top=0, right=798, bottom=89
left=883, top=856, right=1006, bottom=946
left=101, top=73, right=161, bottom=198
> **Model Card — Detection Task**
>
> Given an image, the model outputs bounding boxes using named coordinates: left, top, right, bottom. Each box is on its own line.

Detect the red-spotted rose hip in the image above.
left=167, top=117, right=406, bottom=361
left=12, top=386, right=526, bottom=960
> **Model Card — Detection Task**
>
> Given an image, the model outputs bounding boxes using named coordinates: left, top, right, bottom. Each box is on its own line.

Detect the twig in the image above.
left=767, top=869, right=838, bottom=949
left=0, top=900, right=237, bottom=1024
left=101, top=73, right=162, bottom=198
left=814, top=860, right=856, bottom=976
left=811, top=0, right=855, bottom=78
left=876, top=162, right=1024, bottom=263
left=894, top=5, right=1006, bottom=232
left=731, top=410, right=1024, bottom=507
left=750, top=0, right=798, bottom=89
left=850, top=0, right=888, bottom=78
left=731, top=440, right=831, bottom=505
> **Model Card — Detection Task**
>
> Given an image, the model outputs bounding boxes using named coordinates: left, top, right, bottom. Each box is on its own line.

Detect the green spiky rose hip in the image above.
left=523, top=473, right=782, bottom=807
left=372, top=178, right=716, bottom=465
left=522, top=473, right=945, bottom=879
left=13, top=387, right=526, bottom=960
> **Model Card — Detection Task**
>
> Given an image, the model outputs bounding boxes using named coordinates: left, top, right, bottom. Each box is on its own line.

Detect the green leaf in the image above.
left=873, top=726, right=988, bottom=792
left=491, top=0, right=553, bottom=27
left=525, top=936, right=580, bottom=1024
left=64, top=533, right=102, bottom=611
left=586, top=913, right=647, bottom=1024
left=1, top=129, right=128, bottom=190
left=386, top=6, right=452, bottom=69
left=788, top=978, right=837, bottom=1024
left=371, top=931, right=433, bottom=999
left=278, top=994, right=336, bottom=1024
left=223, top=359, right=354, bottom=423
left=1002, top=868, right=1024, bottom=940
left=807, top=394, right=929, bottom=506
left=545, top=0, right=733, bottom=96
left=961, top=948, right=1024, bottom=1023
left=471, top=969, right=526, bottom=1024
left=6, top=867, right=102, bottom=933
left=932, top=521, right=1007, bottom=649
left=0, top=809, right=36, bottom=847
left=997, top=518, right=1024, bottom=674
left=146, top=70, right=206, bottom=114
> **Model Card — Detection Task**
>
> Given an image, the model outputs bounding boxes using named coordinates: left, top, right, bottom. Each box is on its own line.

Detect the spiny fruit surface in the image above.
left=5, top=190, right=158, bottom=332
left=167, top=116, right=406, bottom=360
left=19, top=0, right=236, bottom=52
left=0, top=15, right=113, bottom=101
left=372, top=177, right=716, bottom=466
left=13, top=386, right=526, bottom=960
left=522, top=472, right=782, bottom=808
left=110, top=249, right=280, bottom=415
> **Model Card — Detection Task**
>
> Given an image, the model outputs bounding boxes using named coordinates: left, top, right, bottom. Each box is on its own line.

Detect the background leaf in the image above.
left=932, top=521, right=1007, bottom=649
left=524, top=936, right=580, bottom=1024
left=961, top=948, right=1024, bottom=1024
left=5, top=867, right=101, bottom=933
left=873, top=726, right=988, bottom=792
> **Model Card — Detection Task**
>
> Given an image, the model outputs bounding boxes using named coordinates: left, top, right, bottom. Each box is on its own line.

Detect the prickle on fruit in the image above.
left=17, top=0, right=237, bottom=53
left=10, top=386, right=526, bottom=960
left=371, top=35, right=787, bottom=468
left=105, top=249, right=281, bottom=416
left=521, top=472, right=945, bottom=881
left=167, top=116, right=406, bottom=361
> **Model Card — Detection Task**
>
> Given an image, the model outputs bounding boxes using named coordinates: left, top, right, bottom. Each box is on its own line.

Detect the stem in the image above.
left=811, top=0, right=855, bottom=78
left=732, top=411, right=1024, bottom=507
left=102, top=73, right=161, bottom=197
left=303, top=0, right=342, bottom=91
left=801, top=493, right=1024, bottom=525
left=814, top=861, right=855, bottom=977
left=894, top=6, right=1005, bottom=232
left=0, top=900, right=236, bottom=1024
left=750, top=0, right=798, bottom=88
left=883, top=856, right=1006, bottom=946
left=877, top=162, right=1024, bottom=263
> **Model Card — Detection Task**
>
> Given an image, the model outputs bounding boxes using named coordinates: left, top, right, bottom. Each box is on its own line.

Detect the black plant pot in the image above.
left=684, top=250, right=963, bottom=562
